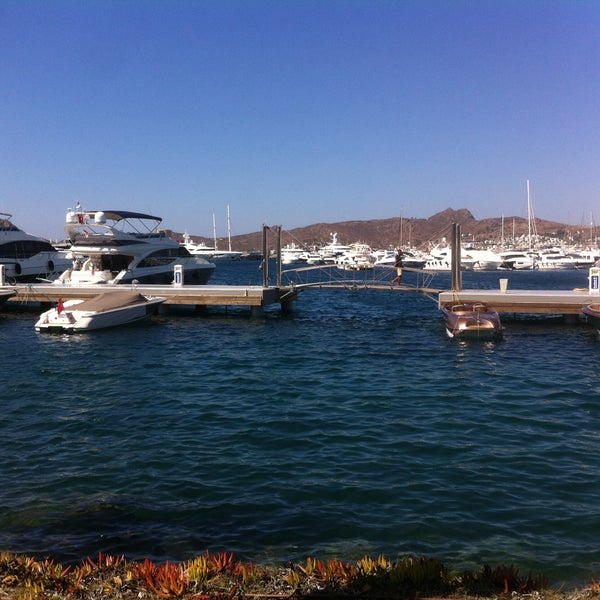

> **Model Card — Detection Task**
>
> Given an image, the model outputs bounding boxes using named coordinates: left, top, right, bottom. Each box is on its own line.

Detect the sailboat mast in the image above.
left=527, top=179, right=532, bottom=249
left=227, top=204, right=232, bottom=252
left=212, top=213, right=218, bottom=250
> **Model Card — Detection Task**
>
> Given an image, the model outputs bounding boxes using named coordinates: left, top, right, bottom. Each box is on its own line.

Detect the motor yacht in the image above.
left=181, top=232, right=243, bottom=261
left=424, top=246, right=476, bottom=271
left=335, top=243, right=375, bottom=271
left=57, top=207, right=215, bottom=286
left=0, top=213, right=71, bottom=283
left=499, top=250, right=537, bottom=270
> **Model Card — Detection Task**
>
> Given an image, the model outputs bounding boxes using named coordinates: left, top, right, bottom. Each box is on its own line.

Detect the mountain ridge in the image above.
left=167, top=208, right=583, bottom=252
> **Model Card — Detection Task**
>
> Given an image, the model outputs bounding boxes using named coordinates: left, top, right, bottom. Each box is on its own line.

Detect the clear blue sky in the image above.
left=1, top=0, right=599, bottom=240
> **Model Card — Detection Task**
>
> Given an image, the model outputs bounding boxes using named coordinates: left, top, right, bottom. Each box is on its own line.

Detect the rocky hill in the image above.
left=166, top=208, right=580, bottom=252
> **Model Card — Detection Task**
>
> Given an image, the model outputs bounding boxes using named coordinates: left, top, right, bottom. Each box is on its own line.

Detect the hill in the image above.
left=166, top=208, right=579, bottom=252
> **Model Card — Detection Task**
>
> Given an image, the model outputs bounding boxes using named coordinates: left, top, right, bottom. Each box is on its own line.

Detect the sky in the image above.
left=1, top=0, right=600, bottom=241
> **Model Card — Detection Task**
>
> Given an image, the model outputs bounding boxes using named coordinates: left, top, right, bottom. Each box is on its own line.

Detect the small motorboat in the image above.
left=441, top=302, right=503, bottom=340
left=35, top=290, right=166, bottom=333
left=582, top=303, right=600, bottom=333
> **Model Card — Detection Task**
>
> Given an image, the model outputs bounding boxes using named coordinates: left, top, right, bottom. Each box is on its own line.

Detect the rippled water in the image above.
left=1, top=264, right=599, bottom=584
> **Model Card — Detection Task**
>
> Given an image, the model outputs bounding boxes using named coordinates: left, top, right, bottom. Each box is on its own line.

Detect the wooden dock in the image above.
left=1, top=282, right=298, bottom=314
left=438, top=288, right=597, bottom=315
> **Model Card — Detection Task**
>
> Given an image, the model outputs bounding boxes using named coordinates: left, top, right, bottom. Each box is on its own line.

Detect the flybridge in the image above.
left=66, top=207, right=164, bottom=239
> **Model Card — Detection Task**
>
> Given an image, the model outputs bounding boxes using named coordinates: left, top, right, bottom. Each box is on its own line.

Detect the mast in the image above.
left=227, top=204, right=232, bottom=252
left=527, top=179, right=532, bottom=249
left=526, top=179, right=538, bottom=249
left=212, top=213, right=218, bottom=250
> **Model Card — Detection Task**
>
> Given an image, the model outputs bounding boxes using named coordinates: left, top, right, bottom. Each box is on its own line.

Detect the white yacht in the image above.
left=181, top=232, right=243, bottom=261
left=318, top=232, right=350, bottom=264
left=57, top=207, right=215, bottom=286
left=462, top=247, right=503, bottom=270
left=424, top=246, right=476, bottom=271
left=335, top=242, right=375, bottom=270
left=535, top=249, right=580, bottom=270
left=0, top=212, right=71, bottom=283
left=373, top=249, right=426, bottom=269
left=499, top=250, right=537, bottom=270
left=280, top=243, right=308, bottom=265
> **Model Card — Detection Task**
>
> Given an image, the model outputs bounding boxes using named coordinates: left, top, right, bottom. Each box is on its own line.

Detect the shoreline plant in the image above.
left=0, top=550, right=595, bottom=600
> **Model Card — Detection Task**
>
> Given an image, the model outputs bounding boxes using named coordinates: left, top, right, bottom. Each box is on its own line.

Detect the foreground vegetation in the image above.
left=0, top=551, right=599, bottom=600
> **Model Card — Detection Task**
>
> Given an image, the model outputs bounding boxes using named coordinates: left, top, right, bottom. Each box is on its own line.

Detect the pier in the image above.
left=1, top=282, right=299, bottom=316
left=438, top=288, right=596, bottom=316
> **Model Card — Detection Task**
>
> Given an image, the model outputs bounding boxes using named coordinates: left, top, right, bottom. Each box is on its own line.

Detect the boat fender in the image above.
left=14, top=263, right=21, bottom=275
left=48, top=260, right=54, bottom=271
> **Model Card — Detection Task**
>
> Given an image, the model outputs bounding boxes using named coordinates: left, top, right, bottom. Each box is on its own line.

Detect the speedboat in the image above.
left=56, top=207, right=215, bottom=286
left=35, top=290, right=166, bottom=332
left=0, top=213, right=71, bottom=283
left=441, top=302, right=503, bottom=340
left=582, top=303, right=600, bottom=333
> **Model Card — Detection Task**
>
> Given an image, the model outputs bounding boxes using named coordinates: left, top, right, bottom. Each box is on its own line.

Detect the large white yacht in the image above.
left=57, top=207, right=215, bottom=285
left=0, top=213, right=71, bottom=283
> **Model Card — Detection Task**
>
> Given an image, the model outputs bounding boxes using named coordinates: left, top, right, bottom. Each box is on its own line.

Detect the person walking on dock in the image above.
left=391, top=249, right=403, bottom=285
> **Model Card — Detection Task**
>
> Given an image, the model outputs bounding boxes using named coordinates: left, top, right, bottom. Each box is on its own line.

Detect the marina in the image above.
left=1, top=264, right=598, bottom=585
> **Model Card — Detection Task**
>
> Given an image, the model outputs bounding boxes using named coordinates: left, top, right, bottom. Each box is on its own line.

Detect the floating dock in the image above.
left=1, top=283, right=298, bottom=315
left=438, top=288, right=596, bottom=316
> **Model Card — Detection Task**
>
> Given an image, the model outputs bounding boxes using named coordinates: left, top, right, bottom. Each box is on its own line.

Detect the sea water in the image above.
left=1, top=263, right=599, bottom=585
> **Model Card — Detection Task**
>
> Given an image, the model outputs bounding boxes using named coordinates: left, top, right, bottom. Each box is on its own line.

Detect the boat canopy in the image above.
left=100, top=210, right=163, bottom=223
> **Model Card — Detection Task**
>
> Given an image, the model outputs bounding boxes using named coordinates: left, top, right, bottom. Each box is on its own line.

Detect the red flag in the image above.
left=57, top=298, right=64, bottom=314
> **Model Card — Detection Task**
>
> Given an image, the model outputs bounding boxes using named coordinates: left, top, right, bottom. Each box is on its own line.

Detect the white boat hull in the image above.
left=35, top=292, right=165, bottom=332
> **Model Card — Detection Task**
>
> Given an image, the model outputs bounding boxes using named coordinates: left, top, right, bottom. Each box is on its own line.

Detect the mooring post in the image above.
left=274, top=225, right=282, bottom=287
left=451, top=222, right=462, bottom=291
left=261, top=225, right=269, bottom=287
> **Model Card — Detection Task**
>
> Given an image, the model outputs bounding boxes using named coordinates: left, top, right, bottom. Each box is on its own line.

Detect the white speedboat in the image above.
left=35, top=290, right=166, bottom=332
left=56, top=207, right=215, bottom=286
left=0, top=213, right=71, bottom=283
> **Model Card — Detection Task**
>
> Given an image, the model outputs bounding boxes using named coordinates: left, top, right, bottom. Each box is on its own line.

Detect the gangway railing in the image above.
left=279, top=264, right=442, bottom=294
